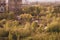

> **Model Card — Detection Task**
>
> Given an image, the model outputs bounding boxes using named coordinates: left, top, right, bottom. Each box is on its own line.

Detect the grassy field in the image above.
left=0, top=5, right=60, bottom=40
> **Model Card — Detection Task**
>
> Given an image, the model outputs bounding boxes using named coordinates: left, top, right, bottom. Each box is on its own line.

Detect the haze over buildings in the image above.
left=6, top=0, right=8, bottom=3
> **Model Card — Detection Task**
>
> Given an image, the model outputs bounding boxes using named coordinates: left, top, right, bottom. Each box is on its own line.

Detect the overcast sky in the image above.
left=22, top=0, right=60, bottom=4
left=6, top=0, right=8, bottom=3
left=6, top=0, right=60, bottom=3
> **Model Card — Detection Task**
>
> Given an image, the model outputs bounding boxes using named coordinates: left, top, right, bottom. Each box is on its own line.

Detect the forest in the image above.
left=0, top=5, right=60, bottom=40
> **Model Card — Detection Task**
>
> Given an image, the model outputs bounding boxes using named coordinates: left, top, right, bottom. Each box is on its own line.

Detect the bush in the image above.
left=7, top=12, right=16, bottom=20
left=22, top=6, right=40, bottom=16
left=0, top=28, right=9, bottom=37
left=31, top=21, right=39, bottom=32
left=46, top=21, right=60, bottom=32
left=19, top=14, right=32, bottom=22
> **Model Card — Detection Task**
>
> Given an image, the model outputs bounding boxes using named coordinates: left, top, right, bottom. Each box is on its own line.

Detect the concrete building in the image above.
left=8, top=0, right=22, bottom=12
left=0, top=0, right=6, bottom=13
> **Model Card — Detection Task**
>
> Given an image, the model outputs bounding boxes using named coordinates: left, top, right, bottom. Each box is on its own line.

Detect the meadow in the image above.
left=0, top=5, right=60, bottom=40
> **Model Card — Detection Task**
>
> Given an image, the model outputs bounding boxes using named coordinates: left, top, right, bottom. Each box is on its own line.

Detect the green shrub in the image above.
left=19, top=14, right=32, bottom=22
left=31, top=21, right=39, bottom=32
left=46, top=21, right=60, bottom=32
left=0, top=28, right=9, bottom=37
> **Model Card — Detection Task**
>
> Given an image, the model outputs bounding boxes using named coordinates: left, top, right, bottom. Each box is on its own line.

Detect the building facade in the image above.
left=0, top=0, right=6, bottom=13
left=8, top=0, right=22, bottom=12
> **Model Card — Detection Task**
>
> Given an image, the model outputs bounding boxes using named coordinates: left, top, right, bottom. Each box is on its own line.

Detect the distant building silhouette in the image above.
left=0, top=0, right=6, bottom=13
left=8, top=0, right=22, bottom=13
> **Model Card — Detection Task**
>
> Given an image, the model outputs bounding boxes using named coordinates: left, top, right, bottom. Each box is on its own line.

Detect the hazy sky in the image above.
left=6, top=0, right=60, bottom=3
left=22, top=0, right=56, bottom=4
left=6, top=0, right=8, bottom=3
